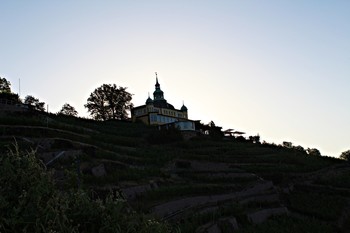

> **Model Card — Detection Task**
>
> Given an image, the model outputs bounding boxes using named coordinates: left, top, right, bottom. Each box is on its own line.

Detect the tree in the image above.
left=0, top=77, right=21, bottom=104
left=208, top=120, right=223, bottom=139
left=294, top=145, right=306, bottom=153
left=306, top=148, right=321, bottom=156
left=24, top=95, right=45, bottom=111
left=58, top=103, right=78, bottom=117
left=209, top=121, right=216, bottom=127
left=249, top=134, right=260, bottom=144
left=340, top=150, right=350, bottom=161
left=85, top=84, right=133, bottom=121
left=0, top=77, right=11, bottom=93
left=0, top=144, right=174, bottom=232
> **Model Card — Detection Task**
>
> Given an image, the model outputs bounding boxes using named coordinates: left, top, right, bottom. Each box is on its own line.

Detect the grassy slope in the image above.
left=1, top=111, right=349, bottom=232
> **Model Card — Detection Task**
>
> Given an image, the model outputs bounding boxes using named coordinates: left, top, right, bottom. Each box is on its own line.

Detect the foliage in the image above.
left=0, top=109, right=347, bottom=232
left=85, top=84, right=133, bottom=121
left=0, top=144, right=175, bottom=233
left=58, top=103, right=78, bottom=117
left=340, top=149, right=350, bottom=161
left=293, top=145, right=306, bottom=153
left=0, top=92, right=21, bottom=103
left=208, top=121, right=224, bottom=139
left=0, top=77, right=21, bottom=104
left=24, top=95, right=46, bottom=111
left=306, top=148, right=321, bottom=156
left=0, top=77, right=11, bottom=93
left=249, top=135, right=260, bottom=143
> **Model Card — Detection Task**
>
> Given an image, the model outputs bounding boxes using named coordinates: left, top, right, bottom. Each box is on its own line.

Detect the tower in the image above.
left=153, top=72, right=165, bottom=101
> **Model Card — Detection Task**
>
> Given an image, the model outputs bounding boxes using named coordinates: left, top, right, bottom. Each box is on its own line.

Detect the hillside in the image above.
left=1, top=110, right=350, bottom=233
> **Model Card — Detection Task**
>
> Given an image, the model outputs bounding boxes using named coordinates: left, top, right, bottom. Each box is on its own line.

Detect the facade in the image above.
left=131, top=74, right=195, bottom=130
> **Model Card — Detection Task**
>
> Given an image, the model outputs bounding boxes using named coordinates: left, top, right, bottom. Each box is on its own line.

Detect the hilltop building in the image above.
left=131, top=73, right=195, bottom=131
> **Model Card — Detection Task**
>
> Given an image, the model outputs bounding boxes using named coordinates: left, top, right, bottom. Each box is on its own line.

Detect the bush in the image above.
left=340, top=150, right=350, bottom=161
left=0, top=143, right=174, bottom=233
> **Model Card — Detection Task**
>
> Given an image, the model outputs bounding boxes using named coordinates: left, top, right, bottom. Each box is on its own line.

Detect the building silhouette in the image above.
left=131, top=73, right=195, bottom=131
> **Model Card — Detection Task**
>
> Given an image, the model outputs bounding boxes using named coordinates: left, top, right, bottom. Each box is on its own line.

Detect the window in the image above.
left=150, top=114, right=157, bottom=122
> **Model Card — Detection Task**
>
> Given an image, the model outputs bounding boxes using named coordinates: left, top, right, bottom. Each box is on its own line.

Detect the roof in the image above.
left=146, top=97, right=153, bottom=104
left=233, top=131, right=245, bottom=135
left=224, top=129, right=234, bottom=133
left=153, top=100, right=175, bottom=110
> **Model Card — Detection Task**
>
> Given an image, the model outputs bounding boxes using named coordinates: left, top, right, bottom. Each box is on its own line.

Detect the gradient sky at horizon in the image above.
left=1, top=1, right=349, bottom=157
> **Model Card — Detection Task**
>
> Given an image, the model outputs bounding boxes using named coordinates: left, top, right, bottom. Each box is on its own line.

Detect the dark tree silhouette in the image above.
left=85, top=84, right=133, bottom=121
left=0, top=77, right=21, bottom=104
left=340, top=150, right=350, bottom=161
left=58, top=103, right=78, bottom=117
left=249, top=134, right=260, bottom=144
left=24, top=95, right=45, bottom=111
left=208, top=120, right=223, bottom=139
left=0, top=77, right=11, bottom=93
left=306, top=148, right=321, bottom=156
left=209, top=121, right=216, bottom=127
left=294, top=145, right=306, bottom=153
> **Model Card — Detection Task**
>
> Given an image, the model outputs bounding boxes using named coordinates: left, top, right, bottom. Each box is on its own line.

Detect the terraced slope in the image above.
left=1, top=111, right=349, bottom=233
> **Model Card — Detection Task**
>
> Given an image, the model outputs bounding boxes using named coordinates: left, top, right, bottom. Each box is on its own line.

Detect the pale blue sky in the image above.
left=1, top=1, right=349, bottom=157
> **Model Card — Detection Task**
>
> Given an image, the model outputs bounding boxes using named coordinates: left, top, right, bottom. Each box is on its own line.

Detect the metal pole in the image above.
left=47, top=104, right=49, bottom=127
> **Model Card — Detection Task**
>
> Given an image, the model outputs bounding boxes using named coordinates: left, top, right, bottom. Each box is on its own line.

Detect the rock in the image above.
left=121, top=184, right=152, bottom=199
left=91, top=163, right=107, bottom=177
left=149, top=180, right=159, bottom=189
left=196, top=223, right=221, bottom=233
left=247, top=207, right=288, bottom=224
left=207, top=224, right=221, bottom=233
left=219, top=217, right=239, bottom=232
left=239, top=193, right=279, bottom=205
left=80, top=162, right=91, bottom=174
left=39, top=152, right=56, bottom=164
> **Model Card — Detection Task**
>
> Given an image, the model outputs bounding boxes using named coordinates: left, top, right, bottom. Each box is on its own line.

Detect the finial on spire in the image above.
left=155, top=72, right=159, bottom=86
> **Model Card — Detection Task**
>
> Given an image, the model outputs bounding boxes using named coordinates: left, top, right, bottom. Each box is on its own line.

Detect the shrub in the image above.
left=0, top=143, right=174, bottom=233
left=340, top=150, right=350, bottom=161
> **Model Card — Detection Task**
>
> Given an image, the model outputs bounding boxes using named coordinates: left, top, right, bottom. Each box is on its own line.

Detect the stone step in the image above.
left=151, top=181, right=276, bottom=219
left=247, top=207, right=289, bottom=224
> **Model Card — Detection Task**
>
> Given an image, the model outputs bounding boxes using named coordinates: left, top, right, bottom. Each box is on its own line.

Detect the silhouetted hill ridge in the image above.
left=1, top=111, right=349, bottom=233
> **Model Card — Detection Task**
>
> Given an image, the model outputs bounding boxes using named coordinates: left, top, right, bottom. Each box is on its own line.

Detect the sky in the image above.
left=1, top=1, right=349, bottom=157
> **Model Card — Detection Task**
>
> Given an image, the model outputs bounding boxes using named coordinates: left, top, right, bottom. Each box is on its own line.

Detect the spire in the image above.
left=146, top=92, right=153, bottom=105
left=155, top=72, right=160, bottom=89
left=181, top=100, right=188, bottom=111
left=153, top=72, right=164, bottom=100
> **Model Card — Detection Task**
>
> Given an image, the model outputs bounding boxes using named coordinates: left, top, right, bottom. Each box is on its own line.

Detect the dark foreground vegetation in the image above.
left=0, top=144, right=175, bottom=233
left=1, top=111, right=350, bottom=232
